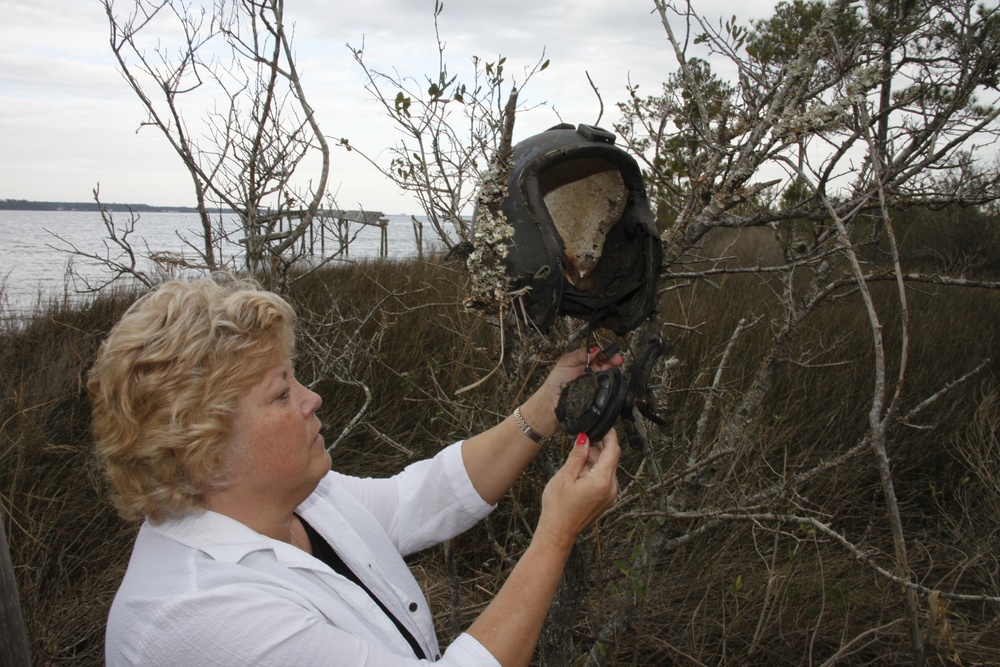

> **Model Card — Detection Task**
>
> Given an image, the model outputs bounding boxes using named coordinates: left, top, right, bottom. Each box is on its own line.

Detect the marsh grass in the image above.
left=2, top=254, right=999, bottom=665
left=617, top=271, right=1000, bottom=665
left=1, top=287, right=140, bottom=663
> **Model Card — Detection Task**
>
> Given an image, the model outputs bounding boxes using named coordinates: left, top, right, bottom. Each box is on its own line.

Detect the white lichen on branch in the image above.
left=465, top=169, right=515, bottom=312
left=465, top=89, right=519, bottom=316
left=772, top=64, right=883, bottom=142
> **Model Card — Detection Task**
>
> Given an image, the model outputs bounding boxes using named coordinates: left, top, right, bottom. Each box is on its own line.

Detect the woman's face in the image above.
left=224, top=356, right=330, bottom=507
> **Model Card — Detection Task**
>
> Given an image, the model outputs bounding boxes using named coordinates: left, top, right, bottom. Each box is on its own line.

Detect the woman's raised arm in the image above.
left=466, top=429, right=621, bottom=666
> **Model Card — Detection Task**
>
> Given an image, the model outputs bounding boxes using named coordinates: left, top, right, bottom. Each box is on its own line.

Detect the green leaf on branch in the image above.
left=393, top=91, right=412, bottom=117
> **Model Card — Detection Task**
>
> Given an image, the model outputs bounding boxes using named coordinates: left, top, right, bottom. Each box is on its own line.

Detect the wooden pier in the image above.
left=238, top=208, right=391, bottom=259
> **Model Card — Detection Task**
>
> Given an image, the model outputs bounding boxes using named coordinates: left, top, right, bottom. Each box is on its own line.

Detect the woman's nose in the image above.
left=303, top=386, right=322, bottom=416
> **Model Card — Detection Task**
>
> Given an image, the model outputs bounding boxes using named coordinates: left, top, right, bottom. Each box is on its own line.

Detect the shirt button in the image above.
left=408, top=602, right=418, bottom=612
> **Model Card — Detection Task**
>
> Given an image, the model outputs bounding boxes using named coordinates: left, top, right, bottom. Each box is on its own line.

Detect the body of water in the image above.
left=0, top=210, right=434, bottom=317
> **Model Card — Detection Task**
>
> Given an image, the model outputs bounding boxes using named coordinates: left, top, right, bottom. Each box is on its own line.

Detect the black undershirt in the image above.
left=297, top=515, right=427, bottom=661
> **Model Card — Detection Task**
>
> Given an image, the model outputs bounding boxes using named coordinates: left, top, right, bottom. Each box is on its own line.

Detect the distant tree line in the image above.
left=0, top=199, right=203, bottom=213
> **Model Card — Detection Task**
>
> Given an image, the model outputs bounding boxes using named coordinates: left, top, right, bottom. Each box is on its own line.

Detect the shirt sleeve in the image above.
left=108, top=582, right=500, bottom=667
left=324, top=440, right=494, bottom=555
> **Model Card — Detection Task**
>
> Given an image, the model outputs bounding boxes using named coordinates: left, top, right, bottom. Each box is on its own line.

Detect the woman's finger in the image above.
left=561, top=432, right=593, bottom=479
left=589, top=429, right=622, bottom=475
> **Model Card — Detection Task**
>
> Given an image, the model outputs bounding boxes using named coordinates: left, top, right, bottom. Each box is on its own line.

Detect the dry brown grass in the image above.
left=2, top=252, right=999, bottom=665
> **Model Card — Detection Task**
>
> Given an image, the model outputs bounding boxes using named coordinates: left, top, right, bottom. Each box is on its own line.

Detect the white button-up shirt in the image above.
left=106, top=441, right=501, bottom=666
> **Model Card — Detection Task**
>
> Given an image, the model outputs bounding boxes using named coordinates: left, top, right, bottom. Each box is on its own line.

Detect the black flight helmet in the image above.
left=499, top=123, right=662, bottom=334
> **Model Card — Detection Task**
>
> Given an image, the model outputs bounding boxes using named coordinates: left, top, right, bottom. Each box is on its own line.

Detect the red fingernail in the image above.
left=589, top=346, right=600, bottom=355
left=575, top=433, right=588, bottom=446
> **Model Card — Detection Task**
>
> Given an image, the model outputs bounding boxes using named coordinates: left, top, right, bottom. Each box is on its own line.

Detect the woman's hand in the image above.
left=466, top=428, right=621, bottom=666
left=519, top=346, right=625, bottom=440
left=534, top=429, right=621, bottom=553
left=461, top=345, right=624, bottom=507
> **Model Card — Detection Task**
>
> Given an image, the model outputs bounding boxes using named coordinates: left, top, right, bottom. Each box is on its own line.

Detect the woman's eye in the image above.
left=277, top=388, right=290, bottom=401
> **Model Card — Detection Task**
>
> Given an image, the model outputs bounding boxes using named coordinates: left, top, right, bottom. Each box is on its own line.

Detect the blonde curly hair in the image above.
left=88, top=277, right=297, bottom=522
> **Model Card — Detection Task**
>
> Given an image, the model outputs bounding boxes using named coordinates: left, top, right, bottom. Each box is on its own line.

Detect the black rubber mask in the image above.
left=496, top=123, right=662, bottom=334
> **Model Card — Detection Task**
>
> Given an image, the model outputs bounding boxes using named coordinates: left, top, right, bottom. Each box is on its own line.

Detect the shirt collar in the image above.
left=143, top=509, right=310, bottom=565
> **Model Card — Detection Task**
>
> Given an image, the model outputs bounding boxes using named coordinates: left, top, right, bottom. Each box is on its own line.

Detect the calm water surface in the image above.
left=0, top=210, right=429, bottom=317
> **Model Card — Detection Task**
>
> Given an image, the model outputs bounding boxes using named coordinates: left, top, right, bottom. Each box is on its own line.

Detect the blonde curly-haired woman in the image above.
left=89, top=277, right=621, bottom=666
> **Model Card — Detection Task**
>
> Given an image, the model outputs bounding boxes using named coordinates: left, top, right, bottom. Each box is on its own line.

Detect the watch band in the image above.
left=513, top=405, right=552, bottom=446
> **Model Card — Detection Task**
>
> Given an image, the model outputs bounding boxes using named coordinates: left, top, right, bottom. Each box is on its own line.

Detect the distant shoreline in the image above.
left=1, top=199, right=215, bottom=213
left=0, top=200, right=417, bottom=217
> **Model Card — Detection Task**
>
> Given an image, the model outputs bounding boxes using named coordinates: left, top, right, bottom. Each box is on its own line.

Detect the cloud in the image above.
left=0, top=0, right=778, bottom=208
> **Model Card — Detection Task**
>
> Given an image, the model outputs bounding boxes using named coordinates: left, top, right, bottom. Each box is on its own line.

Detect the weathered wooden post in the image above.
left=307, top=214, right=314, bottom=255
left=1, top=517, right=31, bottom=666
left=320, top=214, right=326, bottom=256
left=410, top=215, right=423, bottom=261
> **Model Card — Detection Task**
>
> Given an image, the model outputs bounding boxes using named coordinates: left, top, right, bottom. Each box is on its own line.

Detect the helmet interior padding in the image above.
left=540, top=157, right=627, bottom=283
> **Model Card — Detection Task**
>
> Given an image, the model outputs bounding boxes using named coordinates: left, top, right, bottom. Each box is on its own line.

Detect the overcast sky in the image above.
left=0, top=0, right=778, bottom=213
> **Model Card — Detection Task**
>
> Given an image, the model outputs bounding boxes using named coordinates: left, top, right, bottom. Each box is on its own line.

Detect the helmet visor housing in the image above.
left=500, top=124, right=662, bottom=334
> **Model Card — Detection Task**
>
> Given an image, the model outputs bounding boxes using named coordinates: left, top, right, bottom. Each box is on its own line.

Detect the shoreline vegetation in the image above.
left=0, top=199, right=206, bottom=214
left=3, top=240, right=1000, bottom=664
left=0, top=200, right=414, bottom=219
